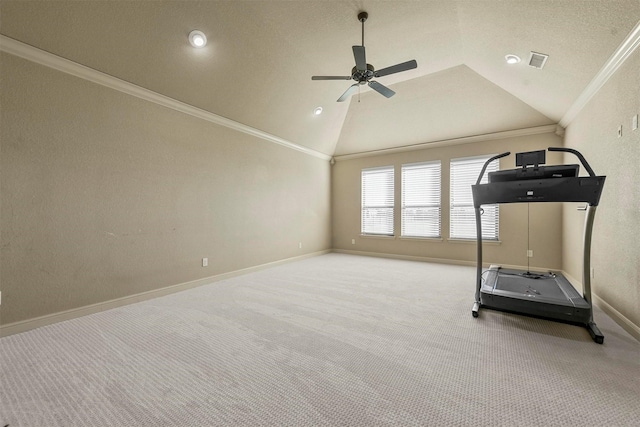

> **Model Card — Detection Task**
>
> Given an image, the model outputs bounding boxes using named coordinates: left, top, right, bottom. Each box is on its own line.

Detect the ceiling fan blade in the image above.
left=352, top=46, right=367, bottom=71
left=337, top=84, right=359, bottom=102
left=374, top=59, right=417, bottom=78
left=368, top=81, right=395, bottom=98
left=312, top=76, right=352, bottom=80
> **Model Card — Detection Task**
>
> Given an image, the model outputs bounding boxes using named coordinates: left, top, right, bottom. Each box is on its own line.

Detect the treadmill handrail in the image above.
left=548, top=147, right=596, bottom=177
left=475, top=152, right=510, bottom=185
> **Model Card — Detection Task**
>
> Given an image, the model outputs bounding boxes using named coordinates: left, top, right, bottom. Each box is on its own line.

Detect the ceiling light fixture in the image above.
left=189, top=30, right=207, bottom=48
left=505, top=54, right=521, bottom=64
left=313, top=107, right=323, bottom=115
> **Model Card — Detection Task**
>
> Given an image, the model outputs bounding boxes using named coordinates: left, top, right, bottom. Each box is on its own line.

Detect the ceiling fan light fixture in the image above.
left=189, top=30, right=207, bottom=48
left=505, top=54, right=521, bottom=64
left=313, top=107, right=323, bottom=115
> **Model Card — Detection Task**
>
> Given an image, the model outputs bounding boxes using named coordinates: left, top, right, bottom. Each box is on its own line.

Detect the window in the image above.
left=361, top=166, right=394, bottom=236
left=401, top=161, right=441, bottom=238
left=450, top=155, right=499, bottom=240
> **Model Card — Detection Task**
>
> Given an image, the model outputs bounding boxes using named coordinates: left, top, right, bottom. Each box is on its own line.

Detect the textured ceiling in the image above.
left=1, top=1, right=639, bottom=156
left=336, top=65, right=555, bottom=155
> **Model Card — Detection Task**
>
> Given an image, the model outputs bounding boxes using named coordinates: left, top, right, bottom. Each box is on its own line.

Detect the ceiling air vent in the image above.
left=528, top=52, right=549, bottom=69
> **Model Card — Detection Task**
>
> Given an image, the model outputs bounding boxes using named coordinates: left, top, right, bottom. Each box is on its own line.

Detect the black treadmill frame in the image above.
left=471, top=147, right=606, bottom=343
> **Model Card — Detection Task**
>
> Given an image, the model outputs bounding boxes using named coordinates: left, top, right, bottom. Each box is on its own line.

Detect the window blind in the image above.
left=450, top=156, right=499, bottom=240
left=361, top=166, right=394, bottom=236
left=401, top=161, right=441, bottom=238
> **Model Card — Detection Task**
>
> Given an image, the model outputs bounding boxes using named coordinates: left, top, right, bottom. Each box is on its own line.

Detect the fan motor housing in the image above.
left=352, top=64, right=375, bottom=82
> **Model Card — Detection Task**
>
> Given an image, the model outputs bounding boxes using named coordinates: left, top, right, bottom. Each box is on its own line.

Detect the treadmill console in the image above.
left=488, top=149, right=579, bottom=183
left=473, top=148, right=604, bottom=206
left=488, top=164, right=579, bottom=183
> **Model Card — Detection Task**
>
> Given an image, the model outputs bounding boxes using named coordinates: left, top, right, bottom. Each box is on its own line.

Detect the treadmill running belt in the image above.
left=494, top=274, right=567, bottom=301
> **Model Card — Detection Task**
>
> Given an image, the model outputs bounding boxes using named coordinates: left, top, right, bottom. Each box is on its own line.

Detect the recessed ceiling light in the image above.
left=313, top=107, right=323, bottom=115
left=505, top=54, right=521, bottom=64
left=189, top=30, right=207, bottom=48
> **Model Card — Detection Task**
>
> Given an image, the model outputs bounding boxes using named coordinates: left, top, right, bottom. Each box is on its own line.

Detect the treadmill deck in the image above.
left=480, top=266, right=591, bottom=324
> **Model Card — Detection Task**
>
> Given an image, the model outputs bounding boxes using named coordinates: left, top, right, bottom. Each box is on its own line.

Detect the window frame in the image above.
left=449, top=155, right=499, bottom=241
left=361, top=165, right=395, bottom=236
left=401, top=160, right=442, bottom=239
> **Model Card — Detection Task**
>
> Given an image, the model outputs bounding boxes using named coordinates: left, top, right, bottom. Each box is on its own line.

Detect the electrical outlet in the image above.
left=617, top=125, right=623, bottom=138
left=527, top=250, right=533, bottom=258
left=202, top=258, right=208, bottom=267
left=351, top=239, right=356, bottom=245
left=299, top=242, right=302, bottom=249
left=633, top=114, right=638, bottom=131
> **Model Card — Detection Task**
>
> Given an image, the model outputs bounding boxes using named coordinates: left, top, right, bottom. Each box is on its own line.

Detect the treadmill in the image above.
left=471, top=147, right=606, bottom=343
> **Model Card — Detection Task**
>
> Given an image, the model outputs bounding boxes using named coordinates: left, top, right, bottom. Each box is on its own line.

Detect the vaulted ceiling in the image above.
left=2, top=1, right=639, bottom=157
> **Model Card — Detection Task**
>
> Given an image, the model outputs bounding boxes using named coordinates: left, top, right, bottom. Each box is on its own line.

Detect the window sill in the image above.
left=399, top=236, right=443, bottom=242
left=447, top=238, right=502, bottom=245
left=360, top=234, right=396, bottom=240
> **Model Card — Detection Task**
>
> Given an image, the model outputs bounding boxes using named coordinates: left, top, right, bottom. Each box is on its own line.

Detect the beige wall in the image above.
left=332, top=133, right=564, bottom=269
left=0, top=53, right=331, bottom=326
left=563, top=47, right=640, bottom=334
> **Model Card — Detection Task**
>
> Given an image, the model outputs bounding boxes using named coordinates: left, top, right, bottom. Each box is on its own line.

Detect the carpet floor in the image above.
left=1, top=253, right=639, bottom=426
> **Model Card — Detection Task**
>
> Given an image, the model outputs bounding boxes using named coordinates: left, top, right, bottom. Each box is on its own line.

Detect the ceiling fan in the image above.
left=312, top=11, right=418, bottom=102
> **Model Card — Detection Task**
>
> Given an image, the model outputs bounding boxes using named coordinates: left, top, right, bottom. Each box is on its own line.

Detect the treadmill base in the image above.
left=587, top=321, right=604, bottom=344
left=474, top=268, right=604, bottom=344
left=481, top=268, right=591, bottom=323
left=474, top=304, right=604, bottom=344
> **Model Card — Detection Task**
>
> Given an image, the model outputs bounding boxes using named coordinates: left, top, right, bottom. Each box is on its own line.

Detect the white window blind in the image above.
left=401, top=161, right=441, bottom=238
left=361, top=166, right=394, bottom=236
left=450, top=156, right=499, bottom=240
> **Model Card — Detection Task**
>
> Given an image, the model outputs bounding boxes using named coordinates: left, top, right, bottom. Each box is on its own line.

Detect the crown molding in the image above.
left=333, top=124, right=560, bottom=161
left=560, top=20, right=640, bottom=128
left=0, top=35, right=331, bottom=161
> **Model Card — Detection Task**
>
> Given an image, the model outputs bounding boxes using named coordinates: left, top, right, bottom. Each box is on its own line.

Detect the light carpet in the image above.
left=1, top=253, right=639, bottom=426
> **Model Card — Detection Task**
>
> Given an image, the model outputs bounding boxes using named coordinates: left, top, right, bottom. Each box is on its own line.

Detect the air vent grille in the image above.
left=529, top=52, right=549, bottom=69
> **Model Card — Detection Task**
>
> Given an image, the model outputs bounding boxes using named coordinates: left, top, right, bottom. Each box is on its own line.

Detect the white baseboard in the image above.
left=592, top=293, right=640, bottom=341
left=332, top=248, right=477, bottom=267
left=562, top=270, right=640, bottom=342
left=0, top=250, right=331, bottom=337
left=332, top=248, right=558, bottom=272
